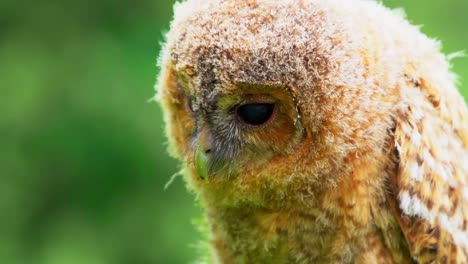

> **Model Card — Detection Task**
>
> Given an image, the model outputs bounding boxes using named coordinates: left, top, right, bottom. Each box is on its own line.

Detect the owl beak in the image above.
left=195, top=129, right=213, bottom=180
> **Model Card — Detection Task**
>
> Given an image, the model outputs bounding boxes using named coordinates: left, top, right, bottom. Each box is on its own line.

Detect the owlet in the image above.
left=156, top=0, right=468, bottom=263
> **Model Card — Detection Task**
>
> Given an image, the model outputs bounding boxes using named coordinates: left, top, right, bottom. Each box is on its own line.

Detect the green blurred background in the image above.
left=0, top=0, right=466, bottom=263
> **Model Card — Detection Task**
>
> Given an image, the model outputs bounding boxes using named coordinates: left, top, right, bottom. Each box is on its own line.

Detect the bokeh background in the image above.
left=1, top=0, right=467, bottom=263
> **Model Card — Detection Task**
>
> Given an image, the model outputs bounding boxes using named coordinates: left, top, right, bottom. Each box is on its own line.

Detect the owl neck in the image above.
left=193, top=154, right=409, bottom=262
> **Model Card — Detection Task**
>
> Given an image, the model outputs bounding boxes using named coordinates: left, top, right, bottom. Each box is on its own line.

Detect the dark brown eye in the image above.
left=236, top=103, right=276, bottom=126
left=187, top=98, right=196, bottom=113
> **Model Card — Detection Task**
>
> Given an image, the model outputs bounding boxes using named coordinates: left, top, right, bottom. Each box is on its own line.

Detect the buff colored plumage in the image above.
left=156, top=0, right=468, bottom=263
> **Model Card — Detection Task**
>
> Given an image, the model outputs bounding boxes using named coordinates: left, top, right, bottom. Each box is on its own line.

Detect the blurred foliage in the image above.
left=0, top=0, right=466, bottom=263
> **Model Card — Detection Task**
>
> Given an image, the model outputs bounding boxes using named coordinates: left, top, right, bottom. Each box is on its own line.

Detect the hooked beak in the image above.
left=195, top=128, right=213, bottom=180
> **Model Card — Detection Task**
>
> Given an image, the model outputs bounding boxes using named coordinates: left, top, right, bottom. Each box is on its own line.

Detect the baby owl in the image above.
left=156, top=0, right=468, bottom=263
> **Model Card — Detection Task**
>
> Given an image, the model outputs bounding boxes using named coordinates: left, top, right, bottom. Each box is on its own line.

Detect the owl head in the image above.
left=156, top=0, right=463, bottom=208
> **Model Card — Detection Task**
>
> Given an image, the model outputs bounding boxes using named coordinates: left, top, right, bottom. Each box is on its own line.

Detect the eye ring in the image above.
left=235, top=102, right=277, bottom=127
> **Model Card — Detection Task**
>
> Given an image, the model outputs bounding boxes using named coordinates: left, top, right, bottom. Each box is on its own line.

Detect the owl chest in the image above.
left=243, top=209, right=353, bottom=263
left=208, top=205, right=405, bottom=264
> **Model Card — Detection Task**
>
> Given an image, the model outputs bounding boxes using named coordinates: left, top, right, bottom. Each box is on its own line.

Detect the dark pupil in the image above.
left=237, top=103, right=275, bottom=126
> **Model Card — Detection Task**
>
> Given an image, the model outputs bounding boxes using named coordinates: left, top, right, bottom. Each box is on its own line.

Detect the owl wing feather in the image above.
left=388, top=73, right=468, bottom=263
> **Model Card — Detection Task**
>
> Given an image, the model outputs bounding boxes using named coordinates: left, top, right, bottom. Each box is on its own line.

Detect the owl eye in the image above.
left=187, top=98, right=196, bottom=113
left=236, top=103, right=276, bottom=126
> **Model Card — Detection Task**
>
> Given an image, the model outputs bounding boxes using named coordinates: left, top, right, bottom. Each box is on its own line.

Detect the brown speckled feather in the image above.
left=388, top=71, right=468, bottom=263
